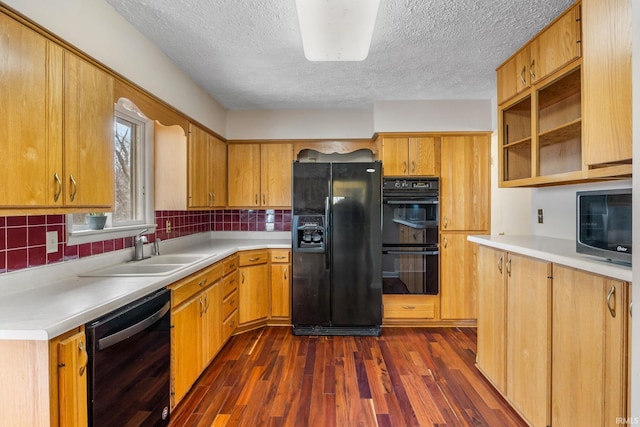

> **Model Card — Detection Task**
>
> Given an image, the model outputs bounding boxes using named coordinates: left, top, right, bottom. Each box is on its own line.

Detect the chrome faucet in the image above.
left=134, top=229, right=149, bottom=261
left=153, top=238, right=161, bottom=256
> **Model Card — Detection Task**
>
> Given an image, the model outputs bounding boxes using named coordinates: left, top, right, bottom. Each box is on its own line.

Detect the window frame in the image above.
left=66, top=98, right=156, bottom=245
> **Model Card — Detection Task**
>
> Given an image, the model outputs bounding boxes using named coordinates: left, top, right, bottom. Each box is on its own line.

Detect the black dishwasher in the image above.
left=86, top=288, right=171, bottom=427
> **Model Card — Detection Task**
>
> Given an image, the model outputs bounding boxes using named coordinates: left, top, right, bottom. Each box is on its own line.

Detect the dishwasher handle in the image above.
left=98, top=300, right=171, bottom=351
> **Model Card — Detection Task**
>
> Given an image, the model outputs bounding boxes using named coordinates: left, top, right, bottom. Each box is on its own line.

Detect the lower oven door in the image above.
left=382, top=247, right=439, bottom=295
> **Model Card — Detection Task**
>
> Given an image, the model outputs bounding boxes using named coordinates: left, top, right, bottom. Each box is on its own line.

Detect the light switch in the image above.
left=46, top=231, right=58, bottom=254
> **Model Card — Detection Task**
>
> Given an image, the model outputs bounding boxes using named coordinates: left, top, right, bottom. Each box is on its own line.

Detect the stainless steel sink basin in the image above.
left=81, top=263, right=188, bottom=277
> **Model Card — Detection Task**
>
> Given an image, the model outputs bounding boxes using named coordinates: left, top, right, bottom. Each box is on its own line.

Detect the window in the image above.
left=67, top=99, right=156, bottom=244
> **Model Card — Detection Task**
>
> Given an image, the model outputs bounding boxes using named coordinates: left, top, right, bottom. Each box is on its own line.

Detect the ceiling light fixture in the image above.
left=295, top=0, right=380, bottom=62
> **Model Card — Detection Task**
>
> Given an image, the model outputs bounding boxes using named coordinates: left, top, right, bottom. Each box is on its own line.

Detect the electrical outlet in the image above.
left=46, top=231, right=58, bottom=254
left=166, top=220, right=172, bottom=233
left=537, top=209, right=544, bottom=224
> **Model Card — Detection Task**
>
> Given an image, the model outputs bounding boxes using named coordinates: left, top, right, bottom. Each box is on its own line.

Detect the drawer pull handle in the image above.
left=241, top=272, right=245, bottom=284
left=284, top=268, right=287, bottom=281
left=230, top=263, right=236, bottom=269
left=506, top=258, right=512, bottom=277
left=199, top=278, right=208, bottom=287
left=275, top=256, right=287, bottom=260
left=229, top=278, right=235, bottom=284
left=78, top=341, right=88, bottom=377
left=497, top=255, right=503, bottom=274
left=230, top=320, right=235, bottom=328
left=402, top=305, right=416, bottom=310
left=248, top=257, right=260, bottom=262
left=229, top=298, right=235, bottom=305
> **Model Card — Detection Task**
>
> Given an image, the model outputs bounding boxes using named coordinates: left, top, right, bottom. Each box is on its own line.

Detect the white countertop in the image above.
left=0, top=232, right=291, bottom=341
left=467, top=235, right=632, bottom=283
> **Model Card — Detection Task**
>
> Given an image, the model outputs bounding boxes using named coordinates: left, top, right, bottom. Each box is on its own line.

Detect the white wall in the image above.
left=227, top=108, right=373, bottom=140
left=373, top=100, right=493, bottom=133
left=489, top=133, right=532, bottom=235
left=530, top=180, right=633, bottom=240
left=3, top=0, right=227, bottom=136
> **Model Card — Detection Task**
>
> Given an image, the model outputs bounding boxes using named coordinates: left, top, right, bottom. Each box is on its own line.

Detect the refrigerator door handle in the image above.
left=325, top=196, right=330, bottom=268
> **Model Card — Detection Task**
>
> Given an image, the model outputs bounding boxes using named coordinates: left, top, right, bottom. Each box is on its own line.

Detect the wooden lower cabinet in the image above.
left=238, top=250, right=269, bottom=327
left=383, top=294, right=439, bottom=324
left=51, top=327, right=89, bottom=427
left=440, top=232, right=480, bottom=320
left=551, top=265, right=629, bottom=426
left=270, top=249, right=291, bottom=321
left=169, top=261, right=225, bottom=409
left=476, top=244, right=631, bottom=427
left=476, top=246, right=506, bottom=394
left=476, top=247, right=552, bottom=426
left=505, top=253, right=551, bottom=427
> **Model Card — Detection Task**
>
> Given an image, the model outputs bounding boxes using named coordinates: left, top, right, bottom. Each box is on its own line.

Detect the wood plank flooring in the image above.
left=170, top=327, right=526, bottom=426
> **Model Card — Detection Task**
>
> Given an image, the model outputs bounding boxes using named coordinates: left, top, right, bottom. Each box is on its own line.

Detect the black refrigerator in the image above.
left=291, top=161, right=382, bottom=336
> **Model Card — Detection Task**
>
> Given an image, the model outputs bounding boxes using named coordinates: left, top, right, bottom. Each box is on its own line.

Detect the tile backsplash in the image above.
left=0, top=209, right=291, bottom=274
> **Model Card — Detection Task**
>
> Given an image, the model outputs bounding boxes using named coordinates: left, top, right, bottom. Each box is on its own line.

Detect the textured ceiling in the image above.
left=104, top=0, right=575, bottom=111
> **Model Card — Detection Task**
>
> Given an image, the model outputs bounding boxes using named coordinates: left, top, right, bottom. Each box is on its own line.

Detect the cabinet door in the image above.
left=0, top=14, right=63, bottom=209
left=440, top=233, right=478, bottom=320
left=238, top=263, right=269, bottom=324
left=506, top=254, right=550, bottom=427
left=582, top=0, right=632, bottom=166
left=476, top=246, right=506, bottom=394
left=552, top=266, right=628, bottom=427
left=440, top=135, right=490, bottom=231
left=201, top=283, right=222, bottom=365
left=532, top=5, right=581, bottom=81
left=187, top=124, right=211, bottom=208
left=270, top=263, right=290, bottom=319
left=381, top=137, right=409, bottom=176
left=261, top=143, right=293, bottom=207
left=210, top=135, right=227, bottom=207
left=57, top=330, right=89, bottom=427
left=408, top=136, right=439, bottom=176
left=498, top=46, right=531, bottom=104
left=63, top=52, right=114, bottom=208
left=228, top=143, right=261, bottom=207
left=171, top=297, right=202, bottom=407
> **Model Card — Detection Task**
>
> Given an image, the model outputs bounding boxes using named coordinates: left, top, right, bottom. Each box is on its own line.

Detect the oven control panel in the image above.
left=383, top=177, right=439, bottom=193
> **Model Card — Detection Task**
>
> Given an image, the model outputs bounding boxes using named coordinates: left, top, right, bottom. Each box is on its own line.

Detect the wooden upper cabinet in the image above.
left=156, top=122, right=225, bottom=210
left=440, top=134, right=490, bottom=231
left=63, top=52, right=114, bottom=209
left=497, top=4, right=581, bottom=106
left=0, top=12, right=113, bottom=212
left=531, top=4, right=581, bottom=82
left=0, top=13, right=62, bottom=210
left=260, top=143, right=293, bottom=207
left=582, top=0, right=632, bottom=167
left=228, top=143, right=293, bottom=207
left=228, top=143, right=261, bottom=207
left=381, top=136, right=439, bottom=176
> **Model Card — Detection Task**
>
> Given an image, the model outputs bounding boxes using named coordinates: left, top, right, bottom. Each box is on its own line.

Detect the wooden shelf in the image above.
left=538, top=118, right=581, bottom=147
left=504, top=137, right=532, bottom=149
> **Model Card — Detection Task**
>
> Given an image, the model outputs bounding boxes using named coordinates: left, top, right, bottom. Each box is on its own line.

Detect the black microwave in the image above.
left=576, top=189, right=632, bottom=264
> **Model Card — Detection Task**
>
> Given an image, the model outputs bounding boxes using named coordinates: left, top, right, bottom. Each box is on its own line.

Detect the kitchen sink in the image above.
left=137, top=254, right=208, bottom=265
left=81, top=263, right=187, bottom=277
left=80, top=253, right=213, bottom=277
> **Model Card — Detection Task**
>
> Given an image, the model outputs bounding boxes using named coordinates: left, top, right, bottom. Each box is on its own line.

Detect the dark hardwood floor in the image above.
left=169, top=327, right=526, bottom=426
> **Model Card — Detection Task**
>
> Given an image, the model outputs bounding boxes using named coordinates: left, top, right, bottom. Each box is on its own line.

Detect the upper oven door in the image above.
left=382, top=197, right=439, bottom=246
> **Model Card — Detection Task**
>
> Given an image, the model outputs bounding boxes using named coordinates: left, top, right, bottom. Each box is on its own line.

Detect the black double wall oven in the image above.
left=382, top=177, right=439, bottom=295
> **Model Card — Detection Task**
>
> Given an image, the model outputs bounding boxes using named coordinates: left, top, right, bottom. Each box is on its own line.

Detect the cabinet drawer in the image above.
left=169, top=262, right=223, bottom=307
left=238, top=250, right=268, bottom=266
left=384, top=300, right=436, bottom=319
left=223, top=255, right=238, bottom=276
left=222, top=271, right=239, bottom=297
left=270, top=249, right=290, bottom=263
left=223, top=310, right=238, bottom=341
left=223, top=290, right=238, bottom=319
